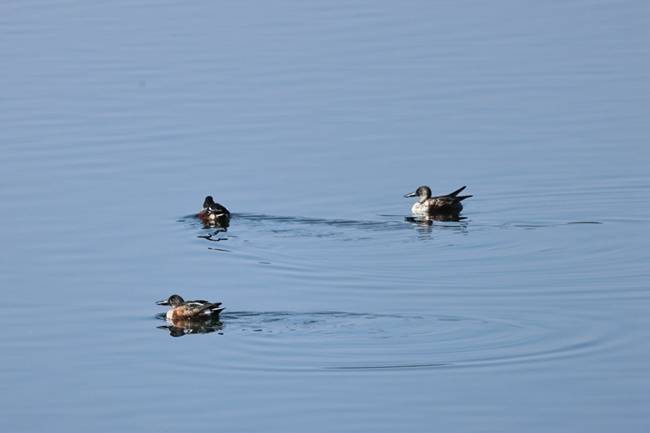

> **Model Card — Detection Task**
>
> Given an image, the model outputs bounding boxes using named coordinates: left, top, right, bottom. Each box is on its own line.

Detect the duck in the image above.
left=156, top=294, right=224, bottom=321
left=198, top=195, right=230, bottom=226
left=404, top=185, right=472, bottom=216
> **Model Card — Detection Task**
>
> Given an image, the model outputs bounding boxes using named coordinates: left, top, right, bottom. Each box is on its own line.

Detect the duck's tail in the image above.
left=447, top=186, right=472, bottom=201
left=448, top=186, right=467, bottom=197
left=197, top=302, right=224, bottom=315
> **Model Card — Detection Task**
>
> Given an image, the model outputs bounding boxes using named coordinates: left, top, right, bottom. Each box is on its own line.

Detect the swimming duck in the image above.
left=156, top=294, right=224, bottom=321
left=198, top=195, right=230, bottom=226
left=404, top=185, right=472, bottom=215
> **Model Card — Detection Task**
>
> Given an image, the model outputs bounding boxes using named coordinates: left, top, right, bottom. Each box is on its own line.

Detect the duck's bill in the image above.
left=404, top=191, right=418, bottom=198
left=156, top=299, right=170, bottom=306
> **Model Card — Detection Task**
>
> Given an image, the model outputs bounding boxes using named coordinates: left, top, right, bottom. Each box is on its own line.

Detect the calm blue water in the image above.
left=2, top=1, right=650, bottom=432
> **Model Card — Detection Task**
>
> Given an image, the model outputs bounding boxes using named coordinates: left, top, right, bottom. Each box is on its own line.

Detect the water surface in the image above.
left=2, top=1, right=650, bottom=432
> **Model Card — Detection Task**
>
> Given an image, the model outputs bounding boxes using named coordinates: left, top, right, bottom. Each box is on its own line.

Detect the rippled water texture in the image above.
left=2, top=1, right=650, bottom=432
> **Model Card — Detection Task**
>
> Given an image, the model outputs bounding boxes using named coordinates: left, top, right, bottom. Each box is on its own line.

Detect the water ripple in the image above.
left=160, top=308, right=625, bottom=373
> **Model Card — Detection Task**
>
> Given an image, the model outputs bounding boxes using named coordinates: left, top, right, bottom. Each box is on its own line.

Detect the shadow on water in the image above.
left=179, top=212, right=471, bottom=244
left=179, top=212, right=600, bottom=244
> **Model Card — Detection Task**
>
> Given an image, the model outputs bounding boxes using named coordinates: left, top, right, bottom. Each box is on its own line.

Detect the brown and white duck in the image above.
left=404, top=185, right=472, bottom=216
left=156, top=294, right=224, bottom=321
left=198, top=195, right=230, bottom=226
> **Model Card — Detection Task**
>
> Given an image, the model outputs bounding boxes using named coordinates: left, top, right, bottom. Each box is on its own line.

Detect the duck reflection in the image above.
left=202, top=219, right=229, bottom=230
left=197, top=227, right=228, bottom=241
left=158, top=316, right=224, bottom=337
left=405, top=215, right=468, bottom=239
left=405, top=214, right=467, bottom=224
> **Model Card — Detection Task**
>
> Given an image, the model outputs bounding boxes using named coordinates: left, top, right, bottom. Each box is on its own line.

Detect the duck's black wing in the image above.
left=433, top=186, right=472, bottom=201
left=183, top=300, right=222, bottom=315
left=209, top=202, right=231, bottom=217
left=429, top=186, right=472, bottom=213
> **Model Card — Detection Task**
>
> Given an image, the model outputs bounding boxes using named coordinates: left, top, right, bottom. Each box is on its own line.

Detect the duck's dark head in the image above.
left=203, top=196, right=216, bottom=209
left=156, top=294, right=185, bottom=307
left=404, top=185, right=432, bottom=202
